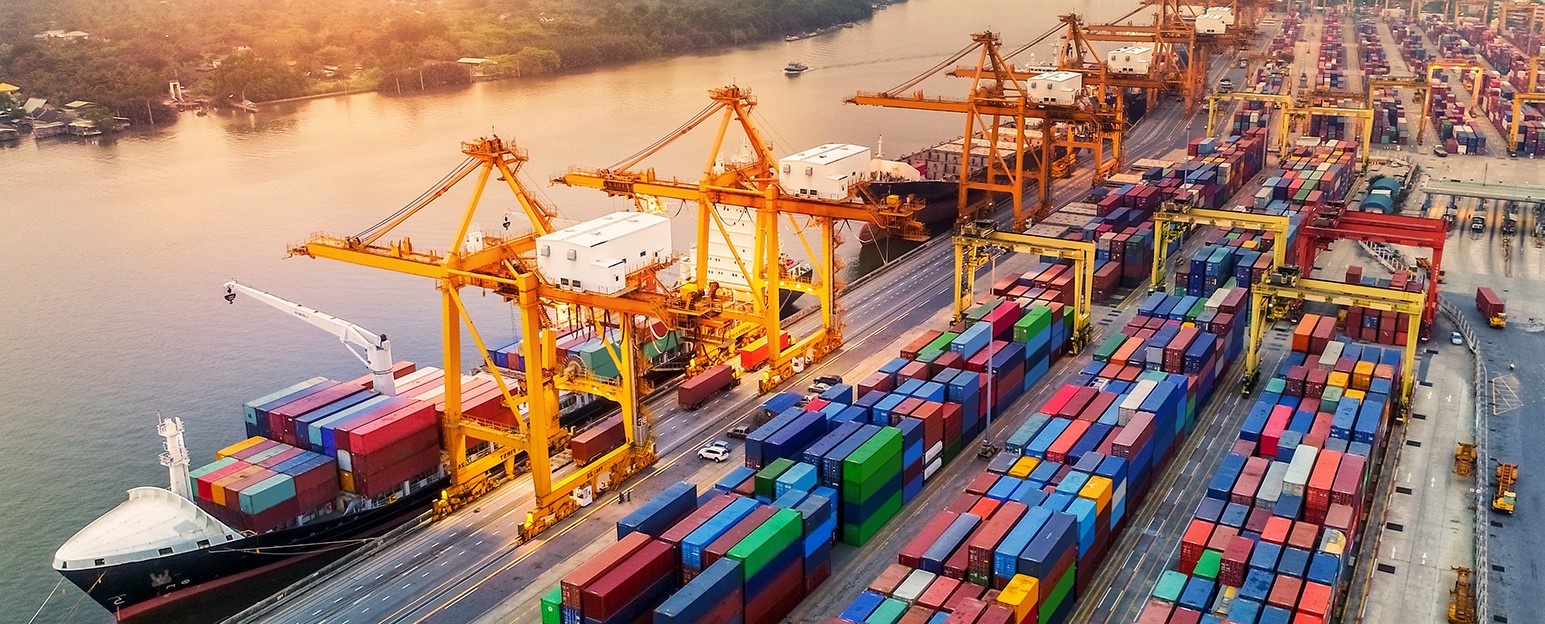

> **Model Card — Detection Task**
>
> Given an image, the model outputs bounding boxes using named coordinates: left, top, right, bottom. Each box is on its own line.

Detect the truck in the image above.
left=1470, top=215, right=1486, bottom=232
left=1493, top=463, right=1518, bottom=514
left=676, top=364, right=739, bottom=410
left=1476, top=287, right=1507, bottom=328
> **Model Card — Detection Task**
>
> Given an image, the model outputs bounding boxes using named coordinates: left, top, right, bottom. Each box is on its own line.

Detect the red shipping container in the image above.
left=351, top=444, right=440, bottom=497
left=976, top=604, right=1016, bottom=624
left=1268, top=574, right=1303, bottom=610
left=1136, top=598, right=1172, bottom=624
left=939, top=577, right=988, bottom=611
left=1082, top=391, right=1119, bottom=422
left=870, top=563, right=912, bottom=596
left=1180, top=519, right=1213, bottom=569
left=1169, top=607, right=1202, bottom=624
left=967, top=501, right=1028, bottom=582
left=900, top=513, right=959, bottom=568
left=903, top=330, right=945, bottom=359
left=899, top=605, right=938, bottom=624
left=1331, top=453, right=1365, bottom=507
left=1219, top=536, right=1253, bottom=587
left=1047, top=420, right=1092, bottom=463
left=571, top=416, right=627, bottom=466
left=967, top=473, right=999, bottom=496
left=1207, top=525, right=1239, bottom=553
left=561, top=532, right=652, bottom=608
left=918, top=575, right=962, bottom=611
left=1298, top=581, right=1333, bottom=617
left=943, top=492, right=981, bottom=515
left=860, top=372, right=895, bottom=395
left=946, top=598, right=989, bottom=624
left=269, top=383, right=360, bottom=445
left=1057, top=387, right=1097, bottom=419
left=1261, top=516, right=1292, bottom=545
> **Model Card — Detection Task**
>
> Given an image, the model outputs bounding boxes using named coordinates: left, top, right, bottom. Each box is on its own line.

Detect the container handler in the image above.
left=1454, top=442, right=1476, bottom=477
left=1494, top=462, right=1518, bottom=514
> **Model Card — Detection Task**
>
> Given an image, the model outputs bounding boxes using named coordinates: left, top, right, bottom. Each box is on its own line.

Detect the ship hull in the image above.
left=59, top=476, right=448, bottom=622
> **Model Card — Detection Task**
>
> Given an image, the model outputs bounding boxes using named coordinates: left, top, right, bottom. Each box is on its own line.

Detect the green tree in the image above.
left=208, top=51, right=308, bottom=102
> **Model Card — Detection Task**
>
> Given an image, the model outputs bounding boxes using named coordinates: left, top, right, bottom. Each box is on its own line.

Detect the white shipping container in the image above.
left=1317, top=340, right=1344, bottom=371
left=536, top=211, right=672, bottom=295
left=1256, top=460, right=1290, bottom=508
left=893, top=569, right=937, bottom=604
left=1118, top=379, right=1158, bottom=424
left=1282, top=445, right=1319, bottom=498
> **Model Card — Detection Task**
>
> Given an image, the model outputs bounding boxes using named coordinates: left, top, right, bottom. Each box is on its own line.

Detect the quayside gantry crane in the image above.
left=850, top=31, right=1123, bottom=229
left=289, top=136, right=670, bottom=539
left=1243, top=266, right=1425, bottom=417
left=223, top=280, right=398, bottom=396
left=557, top=85, right=926, bottom=392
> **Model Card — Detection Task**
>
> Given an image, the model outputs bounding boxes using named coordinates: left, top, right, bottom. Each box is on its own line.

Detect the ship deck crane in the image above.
left=1242, top=266, right=1425, bottom=416
left=223, top=280, right=398, bottom=396
left=850, top=31, right=1123, bottom=229
left=289, top=136, right=669, bottom=540
left=557, top=85, right=926, bottom=392
left=954, top=219, right=1097, bottom=354
left=1149, top=199, right=1292, bottom=293
left=1295, top=207, right=1447, bottom=339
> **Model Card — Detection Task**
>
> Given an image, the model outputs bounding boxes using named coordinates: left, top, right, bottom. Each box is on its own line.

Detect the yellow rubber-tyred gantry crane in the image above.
left=289, top=136, right=672, bottom=540
left=557, top=85, right=927, bottom=392
left=850, top=31, right=1123, bottom=229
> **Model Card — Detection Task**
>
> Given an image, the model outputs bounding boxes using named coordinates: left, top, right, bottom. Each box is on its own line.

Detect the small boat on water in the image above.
left=785, top=61, right=810, bottom=75
left=228, top=96, right=259, bottom=113
left=0, top=127, right=19, bottom=141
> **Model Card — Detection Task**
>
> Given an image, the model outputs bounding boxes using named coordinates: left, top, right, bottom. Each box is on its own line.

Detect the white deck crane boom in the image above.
left=222, top=280, right=397, bottom=396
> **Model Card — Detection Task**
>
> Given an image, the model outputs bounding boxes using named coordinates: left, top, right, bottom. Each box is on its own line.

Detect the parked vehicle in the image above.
left=697, top=441, right=731, bottom=462
left=726, top=425, right=751, bottom=439
left=1470, top=215, right=1486, bottom=232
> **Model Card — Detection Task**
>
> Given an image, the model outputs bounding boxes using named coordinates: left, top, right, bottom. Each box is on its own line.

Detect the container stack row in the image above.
left=1174, top=242, right=1276, bottom=300
left=1354, top=23, right=1389, bottom=76
left=1315, top=11, right=1346, bottom=91
left=1370, top=90, right=1410, bottom=146
left=1249, top=141, right=1357, bottom=212
left=1337, top=266, right=1426, bottom=346
left=236, top=362, right=446, bottom=499
left=830, top=284, right=1252, bottom=624
left=191, top=438, right=340, bottom=532
left=547, top=286, right=1081, bottom=623
left=1133, top=311, right=1398, bottom=624
left=490, top=320, right=684, bottom=377
left=1385, top=17, right=1428, bottom=76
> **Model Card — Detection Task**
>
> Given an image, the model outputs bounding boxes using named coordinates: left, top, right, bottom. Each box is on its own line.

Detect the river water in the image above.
left=3, top=1, right=1132, bottom=620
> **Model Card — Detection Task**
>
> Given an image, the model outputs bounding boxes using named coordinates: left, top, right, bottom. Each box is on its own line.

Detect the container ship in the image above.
left=536, top=124, right=1401, bottom=624
left=54, top=316, right=689, bottom=621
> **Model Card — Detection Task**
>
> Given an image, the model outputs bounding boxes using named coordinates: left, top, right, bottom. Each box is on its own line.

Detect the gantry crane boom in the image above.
left=289, top=136, right=666, bottom=539
left=850, top=31, right=1122, bottom=229
left=558, top=85, right=924, bottom=391
left=223, top=280, right=398, bottom=396
left=1150, top=200, right=1292, bottom=292
left=955, top=219, right=1097, bottom=353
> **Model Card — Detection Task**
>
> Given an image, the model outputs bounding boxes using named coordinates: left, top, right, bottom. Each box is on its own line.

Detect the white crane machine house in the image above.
left=778, top=143, right=872, bottom=200
left=1107, top=46, right=1154, bottom=75
left=1028, top=71, right=1083, bottom=106
left=537, top=211, right=672, bottom=295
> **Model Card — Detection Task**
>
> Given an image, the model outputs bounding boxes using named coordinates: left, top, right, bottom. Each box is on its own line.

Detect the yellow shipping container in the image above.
left=1352, top=361, right=1375, bottom=391
left=1009, top=456, right=1041, bottom=479
left=997, top=574, right=1040, bottom=623
left=1344, top=389, right=1366, bottom=402
left=212, top=465, right=263, bottom=507
left=340, top=470, right=356, bottom=494
left=1327, top=371, right=1349, bottom=390
left=217, top=436, right=266, bottom=460
left=1079, top=475, right=1113, bottom=513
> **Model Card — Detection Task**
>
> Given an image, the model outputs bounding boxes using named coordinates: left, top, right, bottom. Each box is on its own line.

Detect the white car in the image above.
left=1451, top=332, right=1464, bottom=346
left=698, top=441, right=731, bottom=462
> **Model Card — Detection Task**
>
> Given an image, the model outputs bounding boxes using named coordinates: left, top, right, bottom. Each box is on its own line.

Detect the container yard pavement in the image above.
left=1358, top=321, right=1476, bottom=624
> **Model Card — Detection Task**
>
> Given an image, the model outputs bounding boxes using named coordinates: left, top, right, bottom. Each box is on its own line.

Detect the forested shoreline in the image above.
left=0, top=0, right=881, bottom=125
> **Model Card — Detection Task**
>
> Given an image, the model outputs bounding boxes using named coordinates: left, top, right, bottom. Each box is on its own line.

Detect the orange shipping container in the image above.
left=1291, top=315, right=1317, bottom=353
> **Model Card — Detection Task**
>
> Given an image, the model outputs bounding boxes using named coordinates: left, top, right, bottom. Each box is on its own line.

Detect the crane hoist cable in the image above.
left=353, top=155, right=477, bottom=242
left=880, top=39, right=983, bottom=95
left=608, top=101, right=719, bottom=171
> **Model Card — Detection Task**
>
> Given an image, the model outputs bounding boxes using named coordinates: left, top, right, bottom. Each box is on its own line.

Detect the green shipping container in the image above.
left=924, top=332, right=959, bottom=353
left=541, top=586, right=562, bottom=624
left=842, top=491, right=902, bottom=546
left=1152, top=569, right=1187, bottom=603
left=756, top=459, right=796, bottom=500
left=965, top=302, right=996, bottom=322
left=844, top=451, right=902, bottom=502
left=867, top=598, right=909, bottom=624
left=916, top=347, right=944, bottom=364
left=1194, top=550, right=1221, bottom=580
left=1038, top=564, right=1077, bottom=624
left=238, top=473, right=296, bottom=514
left=727, top=508, right=802, bottom=579
left=842, top=428, right=902, bottom=485
left=1090, top=333, right=1125, bottom=363
left=1320, top=386, right=1344, bottom=413
left=1013, top=307, right=1052, bottom=343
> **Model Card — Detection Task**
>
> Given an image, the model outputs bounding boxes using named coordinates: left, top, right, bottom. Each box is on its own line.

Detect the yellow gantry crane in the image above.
left=850, top=31, right=1123, bottom=229
left=1149, top=199, right=1291, bottom=292
left=1367, top=76, right=1430, bottom=144
left=1205, top=91, right=1374, bottom=167
left=290, top=136, right=669, bottom=539
left=953, top=219, right=1097, bottom=354
left=1242, top=267, right=1425, bottom=415
left=557, top=85, right=926, bottom=392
